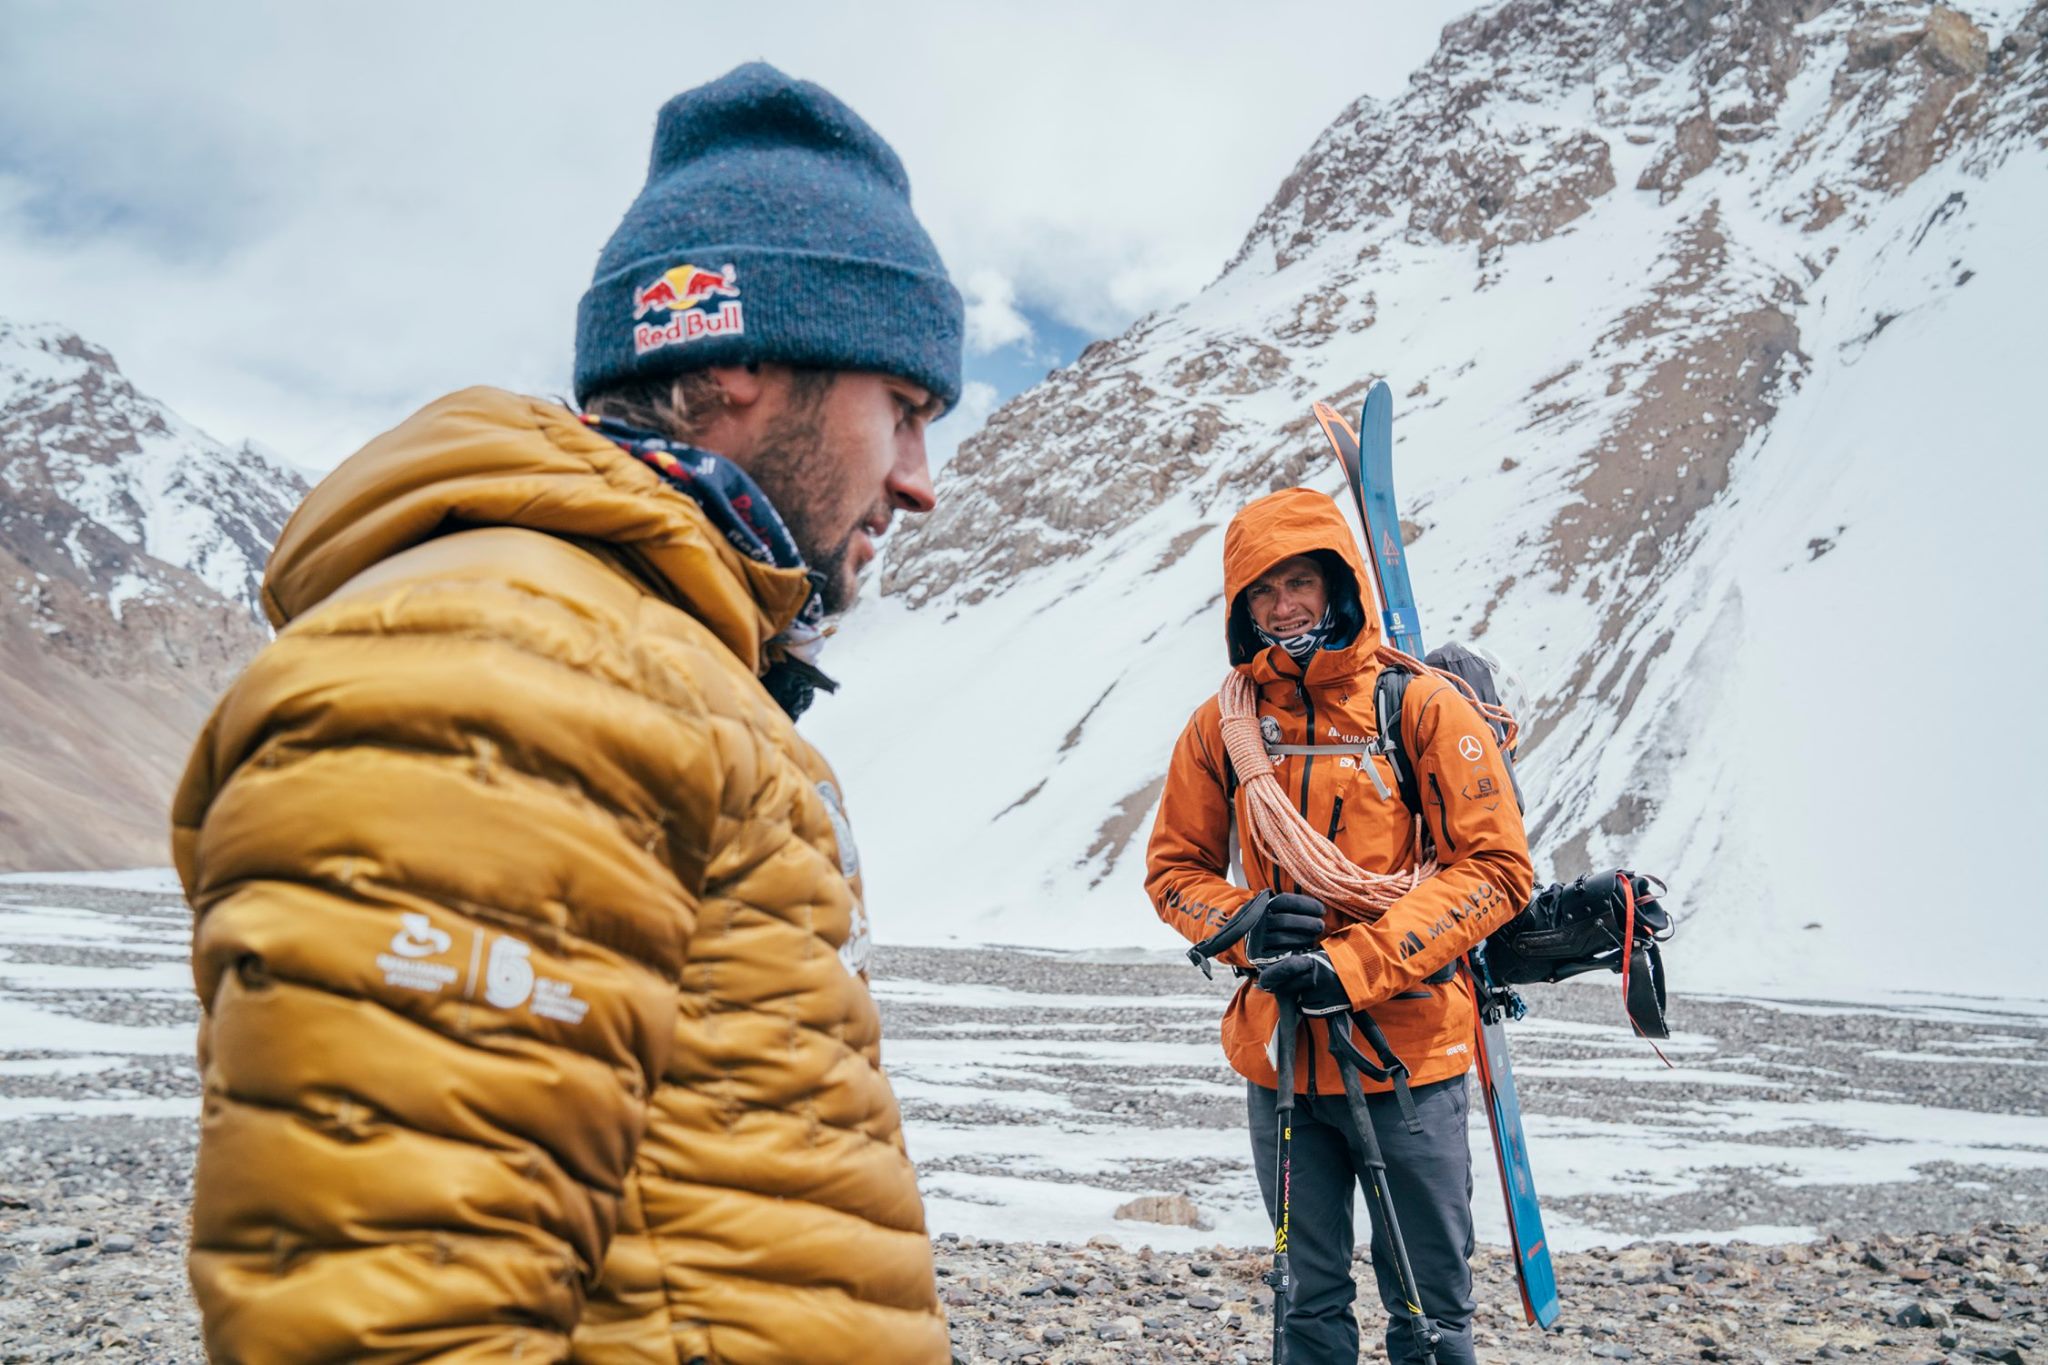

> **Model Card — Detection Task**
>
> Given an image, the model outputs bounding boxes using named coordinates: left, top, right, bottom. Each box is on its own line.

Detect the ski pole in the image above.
left=1329, top=1012, right=1440, bottom=1365
left=1269, top=995, right=1297, bottom=1365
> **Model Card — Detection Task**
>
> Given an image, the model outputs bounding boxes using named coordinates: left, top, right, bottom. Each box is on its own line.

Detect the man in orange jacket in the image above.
left=1146, top=487, right=1534, bottom=1364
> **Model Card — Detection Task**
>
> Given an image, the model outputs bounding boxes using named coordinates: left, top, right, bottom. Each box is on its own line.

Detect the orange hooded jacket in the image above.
left=1145, top=487, right=1534, bottom=1095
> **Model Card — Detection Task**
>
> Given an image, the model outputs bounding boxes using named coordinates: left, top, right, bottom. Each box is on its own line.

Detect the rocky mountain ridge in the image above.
left=0, top=321, right=304, bottom=870
left=889, top=0, right=2043, bottom=611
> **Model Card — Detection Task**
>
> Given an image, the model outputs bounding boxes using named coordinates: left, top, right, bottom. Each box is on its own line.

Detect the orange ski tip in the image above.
left=1311, top=401, right=1358, bottom=440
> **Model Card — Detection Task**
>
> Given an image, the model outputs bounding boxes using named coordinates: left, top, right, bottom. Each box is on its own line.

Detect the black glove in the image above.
left=1256, top=949, right=1352, bottom=1016
left=1246, top=892, right=1329, bottom=963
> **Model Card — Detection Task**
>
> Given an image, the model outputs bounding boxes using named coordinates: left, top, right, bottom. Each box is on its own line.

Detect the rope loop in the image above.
left=1218, top=645, right=1513, bottom=922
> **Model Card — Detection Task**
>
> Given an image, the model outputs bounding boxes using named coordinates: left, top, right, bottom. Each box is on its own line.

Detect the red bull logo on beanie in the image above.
left=632, top=262, right=744, bottom=355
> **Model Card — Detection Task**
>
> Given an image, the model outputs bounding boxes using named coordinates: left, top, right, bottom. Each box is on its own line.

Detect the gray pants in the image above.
left=1248, top=1073, right=1476, bottom=1365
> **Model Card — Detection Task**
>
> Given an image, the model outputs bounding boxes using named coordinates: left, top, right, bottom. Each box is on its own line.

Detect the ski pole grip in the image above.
left=1186, top=891, right=1273, bottom=979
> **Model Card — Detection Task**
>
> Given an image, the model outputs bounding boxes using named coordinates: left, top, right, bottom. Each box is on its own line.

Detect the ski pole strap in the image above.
left=1186, top=890, right=1272, bottom=980
left=1327, top=1011, right=1424, bottom=1135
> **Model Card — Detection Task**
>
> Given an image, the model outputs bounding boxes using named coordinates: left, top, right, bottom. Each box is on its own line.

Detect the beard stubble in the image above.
left=741, top=391, right=874, bottom=616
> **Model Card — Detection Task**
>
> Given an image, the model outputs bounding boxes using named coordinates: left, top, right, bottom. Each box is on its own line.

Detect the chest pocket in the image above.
left=1263, top=736, right=1397, bottom=804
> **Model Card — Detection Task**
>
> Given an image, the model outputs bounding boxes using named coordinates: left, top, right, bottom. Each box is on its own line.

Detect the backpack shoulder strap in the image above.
left=1372, top=666, right=1420, bottom=815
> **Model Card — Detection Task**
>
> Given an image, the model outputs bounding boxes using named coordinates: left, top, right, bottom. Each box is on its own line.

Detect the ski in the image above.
left=1310, top=385, right=1563, bottom=1331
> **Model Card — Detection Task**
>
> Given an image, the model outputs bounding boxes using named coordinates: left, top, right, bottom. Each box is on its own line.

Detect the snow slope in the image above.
left=805, top=0, right=2048, bottom=1001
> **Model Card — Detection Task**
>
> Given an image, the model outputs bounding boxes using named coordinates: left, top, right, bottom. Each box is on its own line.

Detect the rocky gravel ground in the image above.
left=0, top=1118, right=196, bottom=1362
left=930, top=1225, right=2048, bottom=1364
left=3, top=880, right=2047, bottom=1361
left=2, top=1188, right=2041, bottom=1362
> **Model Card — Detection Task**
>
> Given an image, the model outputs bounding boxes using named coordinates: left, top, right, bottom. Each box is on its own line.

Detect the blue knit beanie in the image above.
left=575, top=63, right=964, bottom=409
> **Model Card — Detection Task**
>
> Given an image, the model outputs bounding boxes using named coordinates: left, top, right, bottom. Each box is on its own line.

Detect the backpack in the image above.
left=1373, top=644, right=1671, bottom=1039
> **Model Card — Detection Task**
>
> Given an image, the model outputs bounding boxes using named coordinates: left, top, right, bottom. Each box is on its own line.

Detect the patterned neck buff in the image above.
left=582, top=414, right=836, bottom=717
left=1254, top=603, right=1339, bottom=660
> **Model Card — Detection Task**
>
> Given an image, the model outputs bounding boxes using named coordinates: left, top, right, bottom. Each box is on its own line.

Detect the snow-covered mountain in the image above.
left=0, top=322, right=305, bottom=870
left=808, top=0, right=2048, bottom=999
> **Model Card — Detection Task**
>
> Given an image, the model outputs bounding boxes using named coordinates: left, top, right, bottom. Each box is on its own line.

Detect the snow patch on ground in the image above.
left=0, top=868, right=185, bottom=894
left=4, top=881, right=2047, bottom=1254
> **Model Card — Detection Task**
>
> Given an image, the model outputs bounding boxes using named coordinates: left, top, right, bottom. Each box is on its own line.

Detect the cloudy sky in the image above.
left=1, top=4, right=1470, bottom=471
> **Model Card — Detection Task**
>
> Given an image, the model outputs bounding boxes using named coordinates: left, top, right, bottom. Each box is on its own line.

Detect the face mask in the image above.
left=1254, top=603, right=1337, bottom=660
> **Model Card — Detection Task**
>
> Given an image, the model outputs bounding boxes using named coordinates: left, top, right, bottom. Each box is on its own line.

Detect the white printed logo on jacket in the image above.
left=373, top=911, right=586, bottom=1024
left=378, top=914, right=458, bottom=993
left=817, top=781, right=872, bottom=977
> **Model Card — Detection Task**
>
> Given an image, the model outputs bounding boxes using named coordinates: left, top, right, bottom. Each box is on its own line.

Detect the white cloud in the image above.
left=963, top=270, right=1034, bottom=356
left=0, top=2, right=1474, bottom=470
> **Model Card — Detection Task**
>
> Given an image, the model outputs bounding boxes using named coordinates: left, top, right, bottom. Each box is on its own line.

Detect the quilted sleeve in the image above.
left=172, top=565, right=723, bottom=1363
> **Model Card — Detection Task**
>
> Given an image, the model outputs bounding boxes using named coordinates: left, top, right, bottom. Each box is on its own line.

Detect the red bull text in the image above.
left=632, top=262, right=745, bottom=355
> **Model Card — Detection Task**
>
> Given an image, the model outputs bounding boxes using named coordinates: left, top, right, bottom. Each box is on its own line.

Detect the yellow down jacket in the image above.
left=172, top=388, right=945, bottom=1363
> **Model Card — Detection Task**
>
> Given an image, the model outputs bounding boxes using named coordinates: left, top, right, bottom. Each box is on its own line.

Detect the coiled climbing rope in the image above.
left=1216, top=645, right=1519, bottom=924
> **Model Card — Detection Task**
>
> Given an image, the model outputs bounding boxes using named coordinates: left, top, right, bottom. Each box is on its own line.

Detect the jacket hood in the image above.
left=262, top=387, right=813, bottom=673
left=1221, top=486, right=1378, bottom=672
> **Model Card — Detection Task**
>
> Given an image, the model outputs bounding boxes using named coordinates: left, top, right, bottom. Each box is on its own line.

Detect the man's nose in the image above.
left=887, top=432, right=936, bottom=514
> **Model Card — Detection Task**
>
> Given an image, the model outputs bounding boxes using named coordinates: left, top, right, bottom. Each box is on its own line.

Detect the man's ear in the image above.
left=706, top=364, right=766, bottom=411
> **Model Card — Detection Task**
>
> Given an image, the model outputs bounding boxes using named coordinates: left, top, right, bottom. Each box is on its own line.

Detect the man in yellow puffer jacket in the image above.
left=172, top=64, right=963, bottom=1364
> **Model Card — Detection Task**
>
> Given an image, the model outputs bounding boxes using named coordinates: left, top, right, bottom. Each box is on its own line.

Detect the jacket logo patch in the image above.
left=375, top=915, right=590, bottom=1024
left=377, top=913, right=458, bottom=994
left=1160, top=885, right=1231, bottom=935
left=478, top=933, right=590, bottom=1024
left=1456, top=884, right=1506, bottom=924
left=484, top=936, right=535, bottom=1008
left=530, top=977, right=590, bottom=1025
left=1259, top=716, right=1283, bottom=748
left=840, top=899, right=872, bottom=979
left=1457, top=735, right=1484, bottom=761
left=817, top=781, right=861, bottom=881
left=389, top=912, right=450, bottom=959
left=818, top=782, right=872, bottom=977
